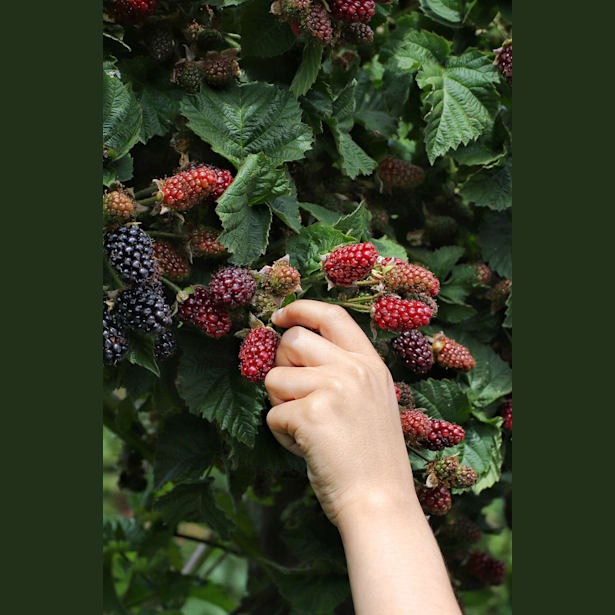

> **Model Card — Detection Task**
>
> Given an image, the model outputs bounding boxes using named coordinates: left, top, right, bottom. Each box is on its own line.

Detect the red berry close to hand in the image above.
left=209, top=266, right=257, bottom=308
left=381, top=258, right=440, bottom=297
left=425, top=420, right=465, bottom=451
left=323, top=242, right=379, bottom=286
left=395, top=382, right=415, bottom=408
left=371, top=297, right=432, bottom=332
left=399, top=409, right=432, bottom=447
left=418, top=484, right=452, bottom=516
left=501, top=398, right=512, bottom=432
left=178, top=286, right=231, bottom=338
left=239, top=326, right=280, bottom=382
left=432, top=334, right=475, bottom=372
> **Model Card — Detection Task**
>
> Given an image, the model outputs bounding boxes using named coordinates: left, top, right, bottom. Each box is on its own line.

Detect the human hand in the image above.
left=265, top=300, right=416, bottom=526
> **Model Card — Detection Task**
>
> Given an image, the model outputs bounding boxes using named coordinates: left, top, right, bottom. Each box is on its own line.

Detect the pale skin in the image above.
left=265, top=300, right=462, bottom=615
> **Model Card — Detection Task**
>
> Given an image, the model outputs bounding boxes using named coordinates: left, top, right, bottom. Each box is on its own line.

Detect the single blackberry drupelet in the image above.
left=209, top=266, right=257, bottom=308
left=103, top=300, right=129, bottom=366
left=153, top=239, right=190, bottom=282
left=115, top=282, right=172, bottom=334
left=323, top=242, right=379, bottom=286
left=154, top=329, right=177, bottom=361
left=418, top=485, right=452, bottom=516
left=239, top=326, right=280, bottom=382
left=392, top=330, right=434, bottom=374
left=104, top=224, right=158, bottom=285
left=330, top=0, right=376, bottom=23
left=425, top=420, right=465, bottom=451
left=371, top=297, right=432, bottom=332
left=178, top=286, right=232, bottom=338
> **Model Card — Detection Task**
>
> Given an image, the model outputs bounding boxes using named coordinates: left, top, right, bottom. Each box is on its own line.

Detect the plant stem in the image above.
left=133, top=185, right=156, bottom=199
left=137, top=194, right=162, bottom=207
left=202, top=551, right=228, bottom=578
left=354, top=279, right=377, bottom=286
left=323, top=299, right=370, bottom=312
left=160, top=276, right=183, bottom=295
left=174, top=533, right=242, bottom=556
left=147, top=230, right=187, bottom=240
left=344, top=295, right=374, bottom=304
left=409, top=447, right=430, bottom=462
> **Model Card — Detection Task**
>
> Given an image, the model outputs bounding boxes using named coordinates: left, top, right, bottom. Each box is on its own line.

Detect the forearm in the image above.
left=338, top=490, right=461, bottom=615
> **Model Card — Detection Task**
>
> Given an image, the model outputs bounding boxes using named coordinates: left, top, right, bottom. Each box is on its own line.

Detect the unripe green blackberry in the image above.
left=203, top=51, right=240, bottom=88
left=261, top=258, right=301, bottom=297
left=451, top=465, right=478, bottom=488
left=103, top=190, right=137, bottom=223
left=250, top=290, right=279, bottom=320
left=146, top=28, right=175, bottom=62
left=428, top=456, right=460, bottom=486
left=175, top=61, right=203, bottom=93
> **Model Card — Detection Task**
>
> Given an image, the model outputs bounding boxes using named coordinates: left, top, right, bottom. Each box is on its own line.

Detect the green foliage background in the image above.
left=103, top=1, right=512, bottom=613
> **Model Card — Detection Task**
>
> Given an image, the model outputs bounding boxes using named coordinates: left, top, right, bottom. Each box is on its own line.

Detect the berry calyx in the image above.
left=209, top=266, right=257, bottom=308
left=154, top=329, right=177, bottom=361
left=109, top=0, right=158, bottom=25
left=417, top=484, right=452, bottom=516
left=377, top=157, right=425, bottom=188
left=432, top=333, right=475, bottom=372
left=323, top=242, right=379, bottom=286
left=465, top=551, right=507, bottom=585
left=239, top=326, right=280, bottom=382
left=104, top=224, right=158, bottom=285
left=103, top=298, right=129, bottom=366
left=178, top=286, right=232, bottom=338
left=495, top=41, right=512, bottom=85
left=103, top=190, right=137, bottom=222
left=330, top=0, right=376, bottom=23
left=153, top=240, right=190, bottom=282
left=203, top=51, right=240, bottom=88
left=399, top=409, right=432, bottom=447
left=501, top=398, right=512, bottom=433
left=395, top=382, right=415, bottom=408
left=380, top=258, right=440, bottom=297
left=392, top=330, right=434, bottom=374
left=115, top=282, right=173, bottom=334
left=425, top=419, right=465, bottom=451
left=371, top=297, right=432, bottom=332
left=189, top=226, right=227, bottom=258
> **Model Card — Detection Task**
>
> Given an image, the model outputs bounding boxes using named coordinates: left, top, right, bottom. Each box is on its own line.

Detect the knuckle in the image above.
left=327, top=304, right=349, bottom=321
left=281, top=326, right=305, bottom=347
left=263, top=367, right=279, bottom=390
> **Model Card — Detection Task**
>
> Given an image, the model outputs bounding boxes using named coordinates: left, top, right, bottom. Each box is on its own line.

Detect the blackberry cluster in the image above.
left=203, top=52, right=240, bottom=87
left=104, top=224, right=158, bottom=285
left=392, top=330, right=434, bottom=374
left=330, top=0, right=376, bottom=23
left=103, top=299, right=129, bottom=366
left=178, top=286, right=232, bottom=338
left=154, top=330, right=177, bottom=361
left=115, top=282, right=173, bottom=334
left=209, top=266, right=257, bottom=308
left=189, top=226, right=227, bottom=258
left=465, top=551, right=507, bottom=586
left=371, top=297, right=432, bottom=332
left=418, top=485, right=452, bottom=516
left=425, top=420, right=465, bottom=451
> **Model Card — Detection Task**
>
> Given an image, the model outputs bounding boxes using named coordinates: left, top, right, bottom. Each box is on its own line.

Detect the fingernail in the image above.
left=271, top=307, right=284, bottom=323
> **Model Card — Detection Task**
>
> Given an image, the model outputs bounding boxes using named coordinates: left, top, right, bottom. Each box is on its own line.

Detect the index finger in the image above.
left=271, top=300, right=378, bottom=357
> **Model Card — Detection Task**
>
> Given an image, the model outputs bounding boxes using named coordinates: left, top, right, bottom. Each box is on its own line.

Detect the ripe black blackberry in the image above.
left=103, top=299, right=129, bottom=366
left=392, top=330, right=434, bottom=374
left=104, top=224, right=159, bottom=285
left=210, top=266, right=257, bottom=308
left=154, top=330, right=177, bottom=361
left=115, top=282, right=172, bottom=334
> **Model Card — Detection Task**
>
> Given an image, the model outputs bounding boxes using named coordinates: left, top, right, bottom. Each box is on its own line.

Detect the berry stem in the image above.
left=323, top=299, right=371, bottom=313
left=354, top=279, right=378, bottom=286
left=409, top=447, right=430, bottom=462
left=133, top=185, right=156, bottom=199
left=224, top=36, right=241, bottom=49
left=173, top=532, right=243, bottom=556
left=148, top=230, right=187, bottom=240
left=344, top=295, right=374, bottom=304
left=137, top=194, right=163, bottom=206
left=160, top=276, right=183, bottom=295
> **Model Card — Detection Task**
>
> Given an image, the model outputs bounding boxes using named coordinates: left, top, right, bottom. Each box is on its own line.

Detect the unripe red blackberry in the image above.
left=395, top=382, right=415, bottom=408
left=154, top=329, right=177, bottom=361
left=371, top=297, right=432, bottom=332
left=189, top=226, right=227, bottom=258
left=203, top=51, right=240, bottom=88
left=432, top=333, right=475, bottom=372
left=343, top=22, right=374, bottom=44
left=425, top=420, right=465, bottom=451
left=104, top=224, right=159, bottom=285
left=177, top=162, right=234, bottom=201
left=175, top=61, right=204, bottom=94
left=115, top=282, right=173, bottom=334
left=103, top=190, right=137, bottom=222
left=495, top=41, right=512, bottom=85
left=178, top=286, right=232, bottom=338
left=465, top=551, right=507, bottom=585
left=261, top=258, right=301, bottom=297
left=155, top=166, right=218, bottom=210
left=392, top=330, right=434, bottom=374
left=417, top=485, right=452, bottom=516
left=381, top=258, right=440, bottom=297
left=501, top=398, right=512, bottom=432
left=377, top=157, right=425, bottom=188
left=209, top=266, right=257, bottom=308
left=451, top=465, right=478, bottom=488
left=153, top=240, right=190, bottom=282
left=442, top=516, right=482, bottom=544
left=429, top=456, right=460, bottom=485
left=239, top=326, right=280, bottom=382
left=103, top=299, right=129, bottom=366
left=302, top=2, right=333, bottom=45
left=399, top=409, right=431, bottom=447
left=323, top=242, right=379, bottom=286
left=146, top=28, right=175, bottom=62
left=330, top=0, right=376, bottom=23
left=488, top=279, right=512, bottom=311
left=472, top=263, right=493, bottom=286
left=109, top=0, right=158, bottom=25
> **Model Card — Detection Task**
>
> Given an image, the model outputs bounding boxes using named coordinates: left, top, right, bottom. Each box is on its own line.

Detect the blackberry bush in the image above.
left=103, top=1, right=512, bottom=611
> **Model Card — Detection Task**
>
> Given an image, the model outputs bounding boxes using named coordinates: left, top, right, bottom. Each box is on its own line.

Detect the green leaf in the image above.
left=138, top=86, right=181, bottom=144
left=394, top=32, right=499, bottom=163
left=155, top=480, right=234, bottom=539
left=299, top=202, right=342, bottom=226
left=371, top=236, right=408, bottom=260
left=453, top=141, right=505, bottom=167
left=103, top=554, right=129, bottom=615
left=153, top=413, right=220, bottom=490
left=439, top=264, right=476, bottom=305
left=270, top=195, right=303, bottom=232
left=437, top=302, right=477, bottom=323
left=181, top=82, right=313, bottom=167
left=103, top=154, right=133, bottom=187
left=460, top=157, right=512, bottom=210
left=240, top=0, right=297, bottom=58
left=126, top=333, right=160, bottom=377
left=457, top=413, right=503, bottom=493
left=103, top=71, right=142, bottom=161
left=291, top=40, right=322, bottom=98
left=478, top=212, right=512, bottom=278
left=334, top=202, right=371, bottom=240
left=412, top=379, right=472, bottom=424
left=287, top=223, right=355, bottom=275
left=409, top=245, right=465, bottom=280
left=420, top=0, right=465, bottom=27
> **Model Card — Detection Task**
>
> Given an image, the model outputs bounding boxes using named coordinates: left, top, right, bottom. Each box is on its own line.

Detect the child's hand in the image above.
left=265, top=300, right=415, bottom=526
